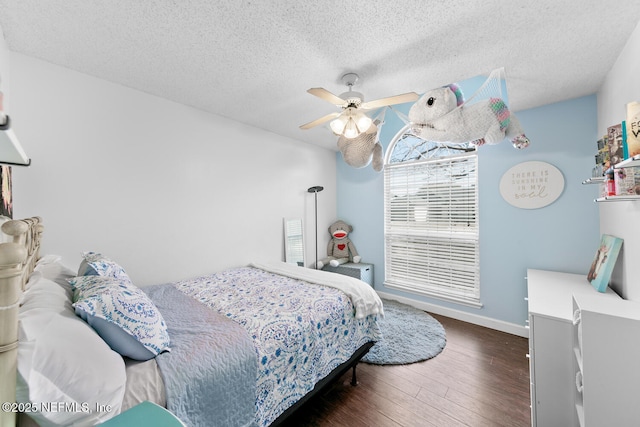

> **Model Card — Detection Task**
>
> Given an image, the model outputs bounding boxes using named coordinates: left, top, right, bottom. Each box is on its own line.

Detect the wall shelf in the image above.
left=614, top=154, right=640, bottom=169
left=595, top=195, right=640, bottom=202
left=586, top=155, right=640, bottom=201
left=582, top=177, right=605, bottom=185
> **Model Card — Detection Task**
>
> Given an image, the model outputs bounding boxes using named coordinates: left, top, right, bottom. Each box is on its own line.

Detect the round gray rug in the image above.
left=361, top=299, right=447, bottom=365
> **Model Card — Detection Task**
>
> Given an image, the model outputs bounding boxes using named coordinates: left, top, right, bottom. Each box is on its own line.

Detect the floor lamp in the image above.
left=307, top=186, right=323, bottom=269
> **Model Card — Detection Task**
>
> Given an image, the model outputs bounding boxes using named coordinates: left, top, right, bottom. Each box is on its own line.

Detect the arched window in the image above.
left=383, top=125, right=480, bottom=306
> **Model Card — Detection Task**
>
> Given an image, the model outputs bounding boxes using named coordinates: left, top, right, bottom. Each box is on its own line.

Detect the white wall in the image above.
left=0, top=23, right=9, bottom=103
left=4, top=52, right=337, bottom=286
left=597, top=19, right=640, bottom=300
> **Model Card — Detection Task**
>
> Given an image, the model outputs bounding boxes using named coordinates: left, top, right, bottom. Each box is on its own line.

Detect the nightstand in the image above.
left=322, top=262, right=374, bottom=286
left=99, top=401, right=185, bottom=426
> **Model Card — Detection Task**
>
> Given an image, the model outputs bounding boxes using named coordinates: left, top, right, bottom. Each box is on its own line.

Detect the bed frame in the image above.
left=270, top=340, right=374, bottom=426
left=0, top=216, right=372, bottom=427
left=0, top=217, right=43, bottom=427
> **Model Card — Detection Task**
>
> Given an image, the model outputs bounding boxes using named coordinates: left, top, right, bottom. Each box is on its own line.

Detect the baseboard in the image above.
left=376, top=291, right=529, bottom=338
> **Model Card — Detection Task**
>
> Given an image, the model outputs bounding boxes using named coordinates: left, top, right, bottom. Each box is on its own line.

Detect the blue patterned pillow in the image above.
left=69, top=275, right=171, bottom=361
left=77, top=252, right=130, bottom=281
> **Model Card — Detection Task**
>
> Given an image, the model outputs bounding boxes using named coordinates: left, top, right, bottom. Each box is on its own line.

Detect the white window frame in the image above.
left=384, top=129, right=481, bottom=307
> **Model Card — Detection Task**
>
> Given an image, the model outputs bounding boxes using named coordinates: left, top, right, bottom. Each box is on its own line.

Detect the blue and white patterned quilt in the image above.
left=170, top=265, right=382, bottom=427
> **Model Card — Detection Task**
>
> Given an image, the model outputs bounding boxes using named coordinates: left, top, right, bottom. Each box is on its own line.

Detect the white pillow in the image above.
left=20, top=272, right=72, bottom=315
left=17, top=274, right=127, bottom=426
left=33, top=255, right=77, bottom=287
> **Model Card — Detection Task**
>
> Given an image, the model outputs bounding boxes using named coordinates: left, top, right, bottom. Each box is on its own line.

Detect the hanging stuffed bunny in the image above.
left=408, top=84, right=530, bottom=149
left=316, top=220, right=361, bottom=269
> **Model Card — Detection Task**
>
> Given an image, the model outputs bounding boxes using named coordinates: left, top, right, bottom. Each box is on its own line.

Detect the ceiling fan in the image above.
left=300, top=73, right=419, bottom=139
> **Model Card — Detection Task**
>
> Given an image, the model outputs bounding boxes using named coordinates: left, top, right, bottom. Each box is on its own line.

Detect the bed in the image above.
left=0, top=217, right=383, bottom=427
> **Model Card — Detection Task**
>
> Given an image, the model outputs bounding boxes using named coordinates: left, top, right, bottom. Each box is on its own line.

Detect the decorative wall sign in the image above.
left=499, top=161, right=564, bottom=209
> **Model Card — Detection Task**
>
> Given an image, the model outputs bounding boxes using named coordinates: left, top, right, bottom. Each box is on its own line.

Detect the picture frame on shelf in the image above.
left=607, top=123, right=624, bottom=166
left=586, top=234, right=623, bottom=292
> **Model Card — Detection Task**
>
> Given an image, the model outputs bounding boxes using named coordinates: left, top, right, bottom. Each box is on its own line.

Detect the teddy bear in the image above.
left=408, top=83, right=530, bottom=149
left=337, top=120, right=384, bottom=172
left=316, top=220, right=361, bottom=269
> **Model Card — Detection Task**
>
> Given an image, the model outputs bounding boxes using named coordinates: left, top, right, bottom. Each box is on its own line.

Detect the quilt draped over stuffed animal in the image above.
left=316, top=220, right=361, bottom=269
left=408, top=83, right=530, bottom=149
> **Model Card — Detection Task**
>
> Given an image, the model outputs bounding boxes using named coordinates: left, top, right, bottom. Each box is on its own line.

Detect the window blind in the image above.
left=384, top=151, right=480, bottom=305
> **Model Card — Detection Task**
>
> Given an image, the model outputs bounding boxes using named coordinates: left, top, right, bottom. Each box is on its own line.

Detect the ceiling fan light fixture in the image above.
left=330, top=109, right=371, bottom=139
left=330, top=115, right=348, bottom=135
left=343, top=117, right=359, bottom=139
left=356, top=114, right=372, bottom=132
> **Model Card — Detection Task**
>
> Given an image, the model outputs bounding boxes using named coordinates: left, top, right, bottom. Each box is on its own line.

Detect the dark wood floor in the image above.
left=281, top=314, right=531, bottom=427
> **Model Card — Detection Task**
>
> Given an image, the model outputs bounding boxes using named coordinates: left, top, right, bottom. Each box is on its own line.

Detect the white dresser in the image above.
left=572, top=292, right=640, bottom=426
left=526, top=269, right=621, bottom=427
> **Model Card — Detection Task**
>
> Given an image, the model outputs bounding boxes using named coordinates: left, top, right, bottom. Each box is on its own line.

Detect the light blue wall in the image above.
left=337, top=80, right=599, bottom=326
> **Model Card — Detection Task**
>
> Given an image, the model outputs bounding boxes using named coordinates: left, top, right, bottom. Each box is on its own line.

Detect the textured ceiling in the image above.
left=1, top=1, right=639, bottom=151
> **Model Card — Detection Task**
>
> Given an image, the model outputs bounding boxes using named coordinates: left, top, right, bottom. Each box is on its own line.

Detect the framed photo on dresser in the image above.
left=587, top=234, right=623, bottom=292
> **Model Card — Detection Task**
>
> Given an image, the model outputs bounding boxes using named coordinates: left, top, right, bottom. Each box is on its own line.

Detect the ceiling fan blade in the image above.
left=307, top=88, right=346, bottom=106
left=361, top=92, right=420, bottom=110
left=299, top=112, right=341, bottom=130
